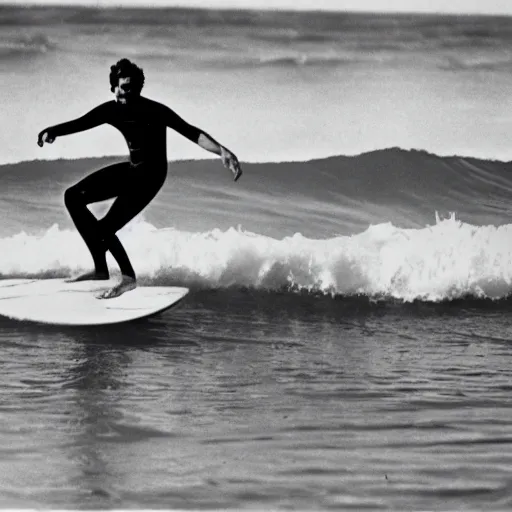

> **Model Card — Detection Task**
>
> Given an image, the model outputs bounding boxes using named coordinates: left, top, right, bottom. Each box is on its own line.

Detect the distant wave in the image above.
left=250, top=54, right=358, bottom=68
left=249, top=30, right=343, bottom=44
left=1, top=215, right=512, bottom=303
left=438, top=55, right=512, bottom=72
left=0, top=33, right=55, bottom=57
left=106, top=53, right=365, bottom=69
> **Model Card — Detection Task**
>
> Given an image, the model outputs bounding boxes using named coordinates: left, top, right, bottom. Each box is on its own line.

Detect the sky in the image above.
left=4, top=0, right=512, bottom=16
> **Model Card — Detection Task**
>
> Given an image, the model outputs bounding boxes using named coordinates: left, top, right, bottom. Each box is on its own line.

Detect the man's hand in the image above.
left=220, top=146, right=243, bottom=182
left=37, top=130, right=56, bottom=147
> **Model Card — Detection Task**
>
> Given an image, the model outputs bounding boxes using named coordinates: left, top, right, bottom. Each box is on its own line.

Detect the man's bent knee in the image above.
left=64, top=186, right=85, bottom=209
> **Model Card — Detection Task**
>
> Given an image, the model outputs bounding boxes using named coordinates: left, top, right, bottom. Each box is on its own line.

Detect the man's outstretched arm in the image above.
left=37, top=104, right=108, bottom=147
left=196, top=131, right=243, bottom=182
left=164, top=107, right=243, bottom=182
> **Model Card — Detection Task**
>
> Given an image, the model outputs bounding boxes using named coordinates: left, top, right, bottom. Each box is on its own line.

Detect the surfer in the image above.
left=37, top=58, right=242, bottom=299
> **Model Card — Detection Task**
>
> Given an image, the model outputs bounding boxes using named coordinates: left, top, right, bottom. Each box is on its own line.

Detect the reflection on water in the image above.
left=1, top=291, right=512, bottom=509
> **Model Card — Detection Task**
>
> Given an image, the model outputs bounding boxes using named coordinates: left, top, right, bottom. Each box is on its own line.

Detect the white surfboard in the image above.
left=0, top=279, right=189, bottom=326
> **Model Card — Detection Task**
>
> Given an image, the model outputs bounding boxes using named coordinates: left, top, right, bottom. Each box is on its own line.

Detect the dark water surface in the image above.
left=2, top=291, right=512, bottom=510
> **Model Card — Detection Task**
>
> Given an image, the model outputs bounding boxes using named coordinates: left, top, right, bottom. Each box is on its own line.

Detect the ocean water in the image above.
left=2, top=5, right=512, bottom=511
left=2, top=6, right=512, bottom=164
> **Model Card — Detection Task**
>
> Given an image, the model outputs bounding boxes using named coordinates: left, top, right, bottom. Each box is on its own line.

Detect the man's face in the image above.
left=115, top=76, right=137, bottom=104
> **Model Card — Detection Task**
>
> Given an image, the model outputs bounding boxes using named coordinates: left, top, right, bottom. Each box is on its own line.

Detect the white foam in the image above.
left=1, top=214, right=511, bottom=302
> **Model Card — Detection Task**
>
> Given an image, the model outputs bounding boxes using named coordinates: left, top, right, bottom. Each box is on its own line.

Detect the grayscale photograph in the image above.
left=1, top=0, right=512, bottom=510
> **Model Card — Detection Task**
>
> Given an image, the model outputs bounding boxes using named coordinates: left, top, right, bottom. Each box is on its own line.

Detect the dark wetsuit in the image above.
left=45, top=97, right=202, bottom=278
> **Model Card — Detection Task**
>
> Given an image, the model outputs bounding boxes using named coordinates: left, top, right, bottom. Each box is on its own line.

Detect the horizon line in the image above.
left=2, top=2, right=512, bottom=18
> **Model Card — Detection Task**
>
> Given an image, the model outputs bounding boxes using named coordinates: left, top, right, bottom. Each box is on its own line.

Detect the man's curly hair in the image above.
left=109, top=58, right=145, bottom=94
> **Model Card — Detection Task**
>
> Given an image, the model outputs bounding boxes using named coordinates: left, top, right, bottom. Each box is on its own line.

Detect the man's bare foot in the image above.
left=66, top=271, right=110, bottom=283
left=97, top=275, right=136, bottom=299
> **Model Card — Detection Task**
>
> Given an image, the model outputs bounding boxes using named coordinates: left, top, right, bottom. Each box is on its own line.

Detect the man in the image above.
left=37, top=58, right=242, bottom=299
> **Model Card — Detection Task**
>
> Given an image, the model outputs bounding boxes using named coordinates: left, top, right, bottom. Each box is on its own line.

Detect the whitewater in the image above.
left=2, top=213, right=512, bottom=302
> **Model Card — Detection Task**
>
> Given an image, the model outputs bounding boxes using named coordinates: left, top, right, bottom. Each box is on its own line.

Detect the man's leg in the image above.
left=64, top=162, right=133, bottom=280
left=95, top=168, right=167, bottom=298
